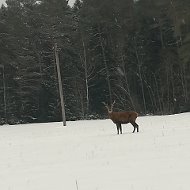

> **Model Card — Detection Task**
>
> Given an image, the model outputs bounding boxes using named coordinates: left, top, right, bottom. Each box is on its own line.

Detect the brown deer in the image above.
left=103, top=101, right=139, bottom=134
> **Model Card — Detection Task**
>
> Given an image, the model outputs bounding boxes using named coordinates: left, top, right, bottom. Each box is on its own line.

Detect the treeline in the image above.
left=0, top=0, right=190, bottom=124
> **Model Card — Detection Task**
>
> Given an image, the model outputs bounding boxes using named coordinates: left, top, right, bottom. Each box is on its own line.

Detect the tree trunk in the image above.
left=134, top=37, right=147, bottom=114
left=99, top=32, right=112, bottom=104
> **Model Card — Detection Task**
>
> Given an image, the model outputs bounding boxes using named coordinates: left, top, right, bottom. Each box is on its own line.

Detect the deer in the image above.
left=103, top=101, right=139, bottom=134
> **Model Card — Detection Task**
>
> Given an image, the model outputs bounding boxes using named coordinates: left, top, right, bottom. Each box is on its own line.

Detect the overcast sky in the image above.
left=0, top=0, right=76, bottom=7
left=0, top=0, right=5, bottom=6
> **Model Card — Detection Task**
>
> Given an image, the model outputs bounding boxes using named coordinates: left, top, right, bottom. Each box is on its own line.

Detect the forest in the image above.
left=0, top=0, right=190, bottom=124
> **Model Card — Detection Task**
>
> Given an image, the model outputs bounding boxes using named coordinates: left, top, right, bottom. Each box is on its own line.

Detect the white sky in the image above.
left=0, top=0, right=76, bottom=7
left=0, top=0, right=5, bottom=6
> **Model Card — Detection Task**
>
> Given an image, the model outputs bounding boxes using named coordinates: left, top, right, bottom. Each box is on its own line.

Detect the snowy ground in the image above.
left=0, top=113, right=190, bottom=190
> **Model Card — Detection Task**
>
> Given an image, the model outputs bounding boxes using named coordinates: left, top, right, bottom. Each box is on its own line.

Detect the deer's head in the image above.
left=102, top=100, right=115, bottom=114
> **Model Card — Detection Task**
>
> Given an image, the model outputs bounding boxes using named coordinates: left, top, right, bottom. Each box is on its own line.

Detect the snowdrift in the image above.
left=0, top=113, right=190, bottom=190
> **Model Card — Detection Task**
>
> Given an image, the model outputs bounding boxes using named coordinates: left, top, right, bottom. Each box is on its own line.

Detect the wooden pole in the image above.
left=0, top=65, right=7, bottom=123
left=54, top=43, right=66, bottom=126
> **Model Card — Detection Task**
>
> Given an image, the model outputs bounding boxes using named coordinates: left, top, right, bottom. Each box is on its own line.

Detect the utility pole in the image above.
left=54, top=43, right=66, bottom=126
left=0, top=65, right=7, bottom=123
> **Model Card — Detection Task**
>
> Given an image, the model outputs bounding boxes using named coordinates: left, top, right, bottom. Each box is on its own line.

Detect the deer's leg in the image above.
left=119, top=123, right=122, bottom=134
left=116, top=123, right=120, bottom=134
left=130, top=122, right=135, bottom=133
left=132, top=125, right=135, bottom=133
left=135, top=122, right=139, bottom=132
left=131, top=122, right=139, bottom=133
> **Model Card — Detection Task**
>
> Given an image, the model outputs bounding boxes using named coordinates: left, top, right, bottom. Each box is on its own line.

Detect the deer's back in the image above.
left=109, top=111, right=138, bottom=124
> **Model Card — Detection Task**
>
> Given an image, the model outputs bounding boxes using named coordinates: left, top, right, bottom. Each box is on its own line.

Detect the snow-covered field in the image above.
left=0, top=113, right=190, bottom=190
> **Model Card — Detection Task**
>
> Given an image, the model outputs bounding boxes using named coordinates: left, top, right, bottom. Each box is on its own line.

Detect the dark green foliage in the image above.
left=0, top=0, right=190, bottom=124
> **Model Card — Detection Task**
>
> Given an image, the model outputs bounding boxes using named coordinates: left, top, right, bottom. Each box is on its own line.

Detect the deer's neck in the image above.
left=108, top=111, right=113, bottom=118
